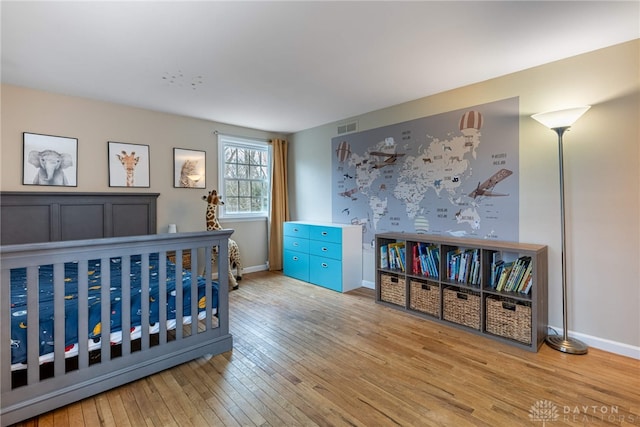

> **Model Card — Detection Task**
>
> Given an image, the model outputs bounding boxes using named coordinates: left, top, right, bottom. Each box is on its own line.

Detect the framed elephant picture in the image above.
left=23, top=132, right=78, bottom=187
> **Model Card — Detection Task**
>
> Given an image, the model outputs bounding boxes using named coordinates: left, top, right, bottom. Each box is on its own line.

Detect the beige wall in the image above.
left=290, top=40, right=640, bottom=355
left=1, top=84, right=273, bottom=271
left=2, top=40, right=638, bottom=356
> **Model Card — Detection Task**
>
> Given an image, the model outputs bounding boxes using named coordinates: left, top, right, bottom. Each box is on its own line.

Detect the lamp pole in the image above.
left=544, top=126, right=588, bottom=354
left=531, top=106, right=590, bottom=355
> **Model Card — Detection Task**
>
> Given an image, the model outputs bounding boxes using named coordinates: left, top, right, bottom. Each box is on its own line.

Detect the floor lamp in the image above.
left=531, top=106, right=590, bottom=355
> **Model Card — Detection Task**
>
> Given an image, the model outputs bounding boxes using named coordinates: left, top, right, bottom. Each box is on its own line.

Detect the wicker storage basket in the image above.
left=409, top=280, right=440, bottom=317
left=443, top=287, right=480, bottom=329
left=167, top=251, right=192, bottom=270
left=380, top=273, right=406, bottom=306
left=485, top=296, right=532, bottom=344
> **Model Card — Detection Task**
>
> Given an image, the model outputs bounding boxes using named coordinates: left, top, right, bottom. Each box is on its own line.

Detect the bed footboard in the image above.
left=1, top=231, right=233, bottom=426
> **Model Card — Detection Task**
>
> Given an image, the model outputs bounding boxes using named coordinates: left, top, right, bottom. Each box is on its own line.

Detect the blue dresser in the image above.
left=283, top=221, right=362, bottom=292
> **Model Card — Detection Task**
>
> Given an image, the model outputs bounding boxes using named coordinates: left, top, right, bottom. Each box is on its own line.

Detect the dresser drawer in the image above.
left=284, top=222, right=310, bottom=239
left=308, top=225, right=342, bottom=244
left=284, top=235, right=309, bottom=253
left=309, top=255, right=342, bottom=292
left=284, top=250, right=310, bottom=282
left=308, top=240, right=342, bottom=260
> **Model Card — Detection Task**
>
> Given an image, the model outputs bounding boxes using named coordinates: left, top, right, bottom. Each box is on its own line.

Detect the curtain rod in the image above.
left=212, top=130, right=272, bottom=143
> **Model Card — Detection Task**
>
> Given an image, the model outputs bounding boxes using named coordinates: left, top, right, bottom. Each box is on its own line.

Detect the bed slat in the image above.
left=121, top=254, right=132, bottom=357
left=77, top=260, right=89, bottom=370
left=26, top=266, right=39, bottom=386
left=53, top=263, right=65, bottom=377
left=100, top=256, right=111, bottom=365
left=141, top=253, right=150, bottom=350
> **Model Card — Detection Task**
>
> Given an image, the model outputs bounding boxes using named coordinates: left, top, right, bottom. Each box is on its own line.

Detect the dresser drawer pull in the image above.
left=321, top=262, right=328, bottom=268
left=321, top=247, right=328, bottom=252
left=293, top=256, right=299, bottom=261
left=321, top=231, right=328, bottom=236
left=293, top=242, right=299, bottom=247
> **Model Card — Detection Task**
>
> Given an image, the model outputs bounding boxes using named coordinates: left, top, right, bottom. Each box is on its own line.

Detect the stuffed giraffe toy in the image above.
left=202, top=190, right=243, bottom=291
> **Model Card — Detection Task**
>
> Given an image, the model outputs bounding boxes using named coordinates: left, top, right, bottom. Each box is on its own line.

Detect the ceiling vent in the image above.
left=337, top=121, right=357, bottom=135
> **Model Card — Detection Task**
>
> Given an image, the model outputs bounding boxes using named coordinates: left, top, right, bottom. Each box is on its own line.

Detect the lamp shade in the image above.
left=531, top=106, right=591, bottom=129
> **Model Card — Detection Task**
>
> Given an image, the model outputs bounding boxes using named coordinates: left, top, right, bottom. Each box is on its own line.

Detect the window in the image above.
left=218, top=135, right=271, bottom=218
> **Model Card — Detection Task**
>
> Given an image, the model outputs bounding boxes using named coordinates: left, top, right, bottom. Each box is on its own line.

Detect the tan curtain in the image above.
left=268, top=138, right=289, bottom=270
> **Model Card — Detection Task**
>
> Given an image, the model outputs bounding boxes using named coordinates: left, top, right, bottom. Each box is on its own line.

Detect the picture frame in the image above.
left=108, top=141, right=150, bottom=188
left=173, top=148, right=206, bottom=188
left=23, top=132, right=78, bottom=187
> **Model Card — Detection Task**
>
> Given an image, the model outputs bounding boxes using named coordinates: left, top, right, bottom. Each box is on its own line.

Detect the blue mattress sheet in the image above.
left=10, top=253, right=218, bottom=366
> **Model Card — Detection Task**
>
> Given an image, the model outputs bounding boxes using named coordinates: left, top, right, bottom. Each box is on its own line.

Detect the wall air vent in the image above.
left=337, top=121, right=358, bottom=135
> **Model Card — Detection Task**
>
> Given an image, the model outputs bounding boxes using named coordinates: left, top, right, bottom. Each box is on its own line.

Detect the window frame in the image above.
left=217, top=134, right=271, bottom=219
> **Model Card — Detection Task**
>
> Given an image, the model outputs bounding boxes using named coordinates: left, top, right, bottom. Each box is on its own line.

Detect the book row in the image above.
left=380, top=242, right=406, bottom=271
left=380, top=242, right=533, bottom=296
left=380, top=242, right=441, bottom=278
left=490, top=253, right=533, bottom=294
left=446, top=248, right=481, bottom=286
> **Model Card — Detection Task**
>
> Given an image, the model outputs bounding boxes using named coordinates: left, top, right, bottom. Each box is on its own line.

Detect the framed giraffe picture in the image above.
left=173, top=148, right=206, bottom=188
left=108, top=141, right=150, bottom=188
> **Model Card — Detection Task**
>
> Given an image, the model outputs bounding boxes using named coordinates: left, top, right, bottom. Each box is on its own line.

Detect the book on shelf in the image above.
left=387, top=241, right=406, bottom=272
left=414, top=242, right=440, bottom=278
left=517, top=261, right=533, bottom=294
left=380, top=245, right=389, bottom=269
left=428, top=244, right=440, bottom=278
left=496, top=256, right=532, bottom=292
left=412, top=244, right=420, bottom=275
left=489, top=251, right=503, bottom=288
left=447, top=248, right=480, bottom=286
left=446, top=248, right=462, bottom=281
left=495, top=261, right=514, bottom=291
left=458, top=251, right=468, bottom=282
left=512, top=256, right=532, bottom=292
left=521, top=270, right=533, bottom=295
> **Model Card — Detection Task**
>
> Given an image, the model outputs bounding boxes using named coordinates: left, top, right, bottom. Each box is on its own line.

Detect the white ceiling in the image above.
left=2, top=1, right=638, bottom=134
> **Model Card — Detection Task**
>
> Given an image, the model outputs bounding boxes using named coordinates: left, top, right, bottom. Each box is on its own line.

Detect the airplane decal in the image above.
left=339, top=187, right=359, bottom=200
left=369, top=151, right=406, bottom=169
left=468, top=168, right=513, bottom=199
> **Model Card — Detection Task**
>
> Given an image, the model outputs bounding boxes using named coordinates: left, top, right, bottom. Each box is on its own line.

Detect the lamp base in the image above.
left=546, top=335, right=588, bottom=355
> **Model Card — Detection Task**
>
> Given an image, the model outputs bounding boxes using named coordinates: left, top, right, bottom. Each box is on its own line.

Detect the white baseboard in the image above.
left=212, top=264, right=267, bottom=280
left=547, top=325, right=640, bottom=360
left=361, top=280, right=375, bottom=290
left=242, top=264, right=268, bottom=274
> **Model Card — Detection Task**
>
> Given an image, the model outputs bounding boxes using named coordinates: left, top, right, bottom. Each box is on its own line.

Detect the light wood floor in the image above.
left=13, top=271, right=640, bottom=426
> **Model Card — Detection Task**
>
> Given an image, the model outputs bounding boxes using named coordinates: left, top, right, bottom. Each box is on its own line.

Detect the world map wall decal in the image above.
left=331, top=97, right=520, bottom=247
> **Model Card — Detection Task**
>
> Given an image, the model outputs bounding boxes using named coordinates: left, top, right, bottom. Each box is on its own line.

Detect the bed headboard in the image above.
left=0, top=192, right=160, bottom=245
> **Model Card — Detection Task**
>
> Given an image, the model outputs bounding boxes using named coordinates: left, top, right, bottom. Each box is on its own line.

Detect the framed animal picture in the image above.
left=108, top=141, right=150, bottom=188
left=23, top=132, right=78, bottom=187
left=173, top=148, right=206, bottom=188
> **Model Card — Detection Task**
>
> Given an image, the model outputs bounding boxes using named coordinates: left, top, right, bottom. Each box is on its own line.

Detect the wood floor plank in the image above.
left=63, top=402, right=84, bottom=427
left=94, top=393, right=117, bottom=427
left=135, top=376, right=179, bottom=426
left=105, top=389, right=132, bottom=427
left=117, top=384, right=148, bottom=426
left=78, top=398, right=101, bottom=427
left=10, top=270, right=640, bottom=426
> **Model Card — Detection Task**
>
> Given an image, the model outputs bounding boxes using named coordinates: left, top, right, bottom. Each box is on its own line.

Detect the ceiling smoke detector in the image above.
left=162, top=71, right=204, bottom=90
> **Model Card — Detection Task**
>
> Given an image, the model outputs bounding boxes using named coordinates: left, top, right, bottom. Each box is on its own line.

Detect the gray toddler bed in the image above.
left=0, top=192, right=233, bottom=426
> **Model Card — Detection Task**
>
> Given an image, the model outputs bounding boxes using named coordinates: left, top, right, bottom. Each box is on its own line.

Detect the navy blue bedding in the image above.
left=10, top=253, right=218, bottom=367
